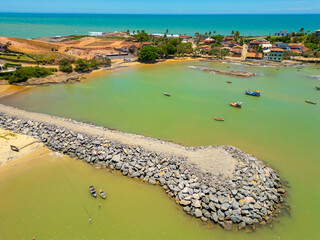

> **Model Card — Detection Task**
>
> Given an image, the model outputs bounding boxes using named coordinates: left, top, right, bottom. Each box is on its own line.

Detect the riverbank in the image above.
left=0, top=103, right=288, bottom=231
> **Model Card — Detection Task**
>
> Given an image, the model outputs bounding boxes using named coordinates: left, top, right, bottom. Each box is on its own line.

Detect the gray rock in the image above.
left=194, top=209, right=202, bottom=218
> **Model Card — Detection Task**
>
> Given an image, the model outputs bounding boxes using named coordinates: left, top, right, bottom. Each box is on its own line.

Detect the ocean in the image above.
left=0, top=13, right=320, bottom=38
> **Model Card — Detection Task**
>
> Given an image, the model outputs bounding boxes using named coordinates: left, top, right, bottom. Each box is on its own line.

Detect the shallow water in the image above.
left=1, top=61, right=319, bottom=239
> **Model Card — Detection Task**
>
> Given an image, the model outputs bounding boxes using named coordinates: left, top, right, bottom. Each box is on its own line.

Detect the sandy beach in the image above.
left=0, top=128, right=43, bottom=167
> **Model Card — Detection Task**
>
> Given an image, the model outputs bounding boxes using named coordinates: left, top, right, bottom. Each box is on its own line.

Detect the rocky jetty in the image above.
left=189, top=66, right=256, bottom=78
left=0, top=110, right=288, bottom=231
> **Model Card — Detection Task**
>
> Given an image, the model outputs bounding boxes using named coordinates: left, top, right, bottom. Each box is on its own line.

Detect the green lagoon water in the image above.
left=0, top=61, right=319, bottom=239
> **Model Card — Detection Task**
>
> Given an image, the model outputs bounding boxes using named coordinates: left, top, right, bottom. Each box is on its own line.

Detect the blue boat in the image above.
left=245, top=90, right=261, bottom=97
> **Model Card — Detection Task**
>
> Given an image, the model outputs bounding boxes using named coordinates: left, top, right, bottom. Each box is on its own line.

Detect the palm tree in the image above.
left=213, top=30, right=216, bottom=34
left=231, top=30, right=234, bottom=35
left=299, top=27, right=304, bottom=33
left=205, top=32, right=208, bottom=36
left=209, top=31, right=212, bottom=36
left=133, top=30, right=135, bottom=34
left=166, top=29, right=169, bottom=34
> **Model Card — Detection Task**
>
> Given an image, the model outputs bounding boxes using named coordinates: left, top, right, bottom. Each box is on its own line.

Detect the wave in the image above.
left=89, top=31, right=104, bottom=36
left=307, top=75, right=320, bottom=80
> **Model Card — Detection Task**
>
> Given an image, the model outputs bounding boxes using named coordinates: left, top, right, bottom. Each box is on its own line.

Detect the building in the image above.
left=315, top=29, right=320, bottom=37
left=141, top=42, right=151, bottom=47
left=200, top=45, right=211, bottom=53
left=249, top=39, right=270, bottom=47
left=115, top=43, right=142, bottom=54
left=203, top=38, right=215, bottom=45
left=267, top=48, right=284, bottom=62
left=0, top=43, right=5, bottom=52
left=223, top=36, right=234, bottom=42
left=262, top=43, right=272, bottom=60
left=230, top=45, right=243, bottom=57
left=246, top=52, right=263, bottom=60
left=179, top=35, right=192, bottom=43
left=274, top=30, right=289, bottom=36
left=275, top=42, right=290, bottom=51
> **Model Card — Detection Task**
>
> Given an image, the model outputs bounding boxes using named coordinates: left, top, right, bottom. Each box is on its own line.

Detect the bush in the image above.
left=75, top=58, right=101, bottom=72
left=59, top=58, right=73, bottom=73
left=8, top=66, right=56, bottom=84
left=138, top=46, right=159, bottom=62
left=3, top=63, right=21, bottom=70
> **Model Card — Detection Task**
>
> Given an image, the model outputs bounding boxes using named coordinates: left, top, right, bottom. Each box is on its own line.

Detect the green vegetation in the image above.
left=134, top=32, right=150, bottom=42
left=69, top=35, right=91, bottom=40
left=138, top=46, right=159, bottom=62
left=0, top=53, right=36, bottom=63
left=75, top=58, right=100, bottom=72
left=8, top=66, right=57, bottom=84
left=59, top=59, right=73, bottom=73
left=94, top=56, right=112, bottom=67
left=3, top=63, right=21, bottom=70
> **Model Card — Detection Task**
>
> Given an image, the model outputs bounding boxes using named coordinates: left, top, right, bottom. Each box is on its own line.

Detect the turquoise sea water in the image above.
left=0, top=13, right=320, bottom=38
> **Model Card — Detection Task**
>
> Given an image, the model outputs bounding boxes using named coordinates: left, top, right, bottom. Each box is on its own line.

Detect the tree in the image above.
left=75, top=59, right=91, bottom=72
left=166, top=29, right=169, bottom=34
left=95, top=56, right=111, bottom=67
left=166, top=43, right=177, bottom=55
left=209, top=31, right=212, bottom=36
left=231, top=30, right=235, bottom=35
left=8, top=66, right=56, bottom=84
left=137, top=30, right=140, bottom=34
left=126, top=30, right=130, bottom=34
left=138, top=45, right=159, bottom=62
left=133, top=30, right=135, bottom=34
left=213, top=30, right=216, bottom=34
left=205, top=32, right=208, bottom=36
left=234, top=31, right=240, bottom=38
left=59, top=58, right=73, bottom=73
left=299, top=27, right=304, bottom=33
left=134, top=32, right=150, bottom=42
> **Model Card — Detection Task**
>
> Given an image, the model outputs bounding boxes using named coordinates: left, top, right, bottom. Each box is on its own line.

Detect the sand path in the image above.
left=0, top=104, right=237, bottom=177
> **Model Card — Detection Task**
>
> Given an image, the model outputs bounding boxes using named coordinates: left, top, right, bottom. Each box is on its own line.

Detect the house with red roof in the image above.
left=230, top=45, right=243, bottom=57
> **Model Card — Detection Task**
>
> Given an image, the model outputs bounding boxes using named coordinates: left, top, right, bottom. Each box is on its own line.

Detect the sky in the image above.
left=1, top=0, right=320, bottom=14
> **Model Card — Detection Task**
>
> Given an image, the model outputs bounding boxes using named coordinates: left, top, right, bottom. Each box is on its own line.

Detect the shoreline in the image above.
left=0, top=103, right=288, bottom=231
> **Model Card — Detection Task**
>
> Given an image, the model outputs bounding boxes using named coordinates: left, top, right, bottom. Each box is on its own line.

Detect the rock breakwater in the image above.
left=0, top=108, right=288, bottom=231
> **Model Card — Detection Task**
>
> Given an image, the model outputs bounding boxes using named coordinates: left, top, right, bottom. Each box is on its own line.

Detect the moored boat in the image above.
left=230, top=102, right=242, bottom=108
left=214, top=118, right=224, bottom=121
left=227, top=81, right=232, bottom=84
left=163, top=92, right=171, bottom=97
left=316, top=87, right=320, bottom=90
left=245, top=90, right=261, bottom=96
left=99, top=189, right=106, bottom=199
left=305, top=100, right=316, bottom=105
left=89, top=185, right=97, bottom=197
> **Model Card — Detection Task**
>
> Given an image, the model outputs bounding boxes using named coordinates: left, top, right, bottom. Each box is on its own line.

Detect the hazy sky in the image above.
left=1, top=0, right=320, bottom=14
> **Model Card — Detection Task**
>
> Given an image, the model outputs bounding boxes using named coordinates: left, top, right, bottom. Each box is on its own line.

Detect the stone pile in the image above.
left=0, top=112, right=288, bottom=231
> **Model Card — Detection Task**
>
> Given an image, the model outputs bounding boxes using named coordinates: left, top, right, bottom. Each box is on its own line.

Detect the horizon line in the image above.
left=1, top=12, right=320, bottom=15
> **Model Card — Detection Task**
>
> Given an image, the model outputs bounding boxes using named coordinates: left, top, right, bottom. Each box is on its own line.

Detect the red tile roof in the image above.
left=289, top=43, right=300, bottom=49
left=246, top=52, right=263, bottom=59
left=270, top=48, right=284, bottom=52
left=291, top=49, right=301, bottom=54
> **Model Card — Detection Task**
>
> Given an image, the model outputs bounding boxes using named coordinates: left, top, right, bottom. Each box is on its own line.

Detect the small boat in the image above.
left=227, top=81, right=232, bottom=84
left=316, top=87, right=320, bottom=90
left=245, top=90, right=261, bottom=97
left=230, top=102, right=242, bottom=108
left=10, top=145, right=19, bottom=152
left=214, top=118, right=224, bottom=121
left=305, top=100, right=316, bottom=105
left=163, top=92, right=171, bottom=97
left=99, top=189, right=106, bottom=199
left=89, top=186, right=97, bottom=197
